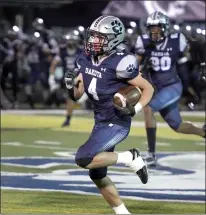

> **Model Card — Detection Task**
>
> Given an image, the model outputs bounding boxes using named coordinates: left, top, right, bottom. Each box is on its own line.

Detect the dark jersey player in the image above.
left=135, top=11, right=205, bottom=167
left=49, top=32, right=81, bottom=127
left=64, top=15, right=154, bottom=214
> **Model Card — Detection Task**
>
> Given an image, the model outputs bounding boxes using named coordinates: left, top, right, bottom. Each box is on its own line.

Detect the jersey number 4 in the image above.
left=88, top=77, right=99, bottom=100
left=150, top=56, right=171, bottom=71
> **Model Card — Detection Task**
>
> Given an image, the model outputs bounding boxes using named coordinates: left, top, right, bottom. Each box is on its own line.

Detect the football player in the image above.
left=1, top=29, right=22, bottom=107
left=64, top=15, right=154, bottom=214
left=135, top=11, right=205, bottom=166
left=49, top=31, right=81, bottom=127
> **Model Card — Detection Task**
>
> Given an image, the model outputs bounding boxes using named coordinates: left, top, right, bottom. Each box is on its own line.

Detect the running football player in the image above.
left=135, top=12, right=205, bottom=166
left=64, top=15, right=154, bottom=214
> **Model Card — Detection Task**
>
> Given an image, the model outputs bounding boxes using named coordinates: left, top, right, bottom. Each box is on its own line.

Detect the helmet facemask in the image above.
left=85, top=29, right=116, bottom=58
left=67, top=40, right=79, bottom=51
left=146, top=12, right=169, bottom=44
left=147, top=24, right=167, bottom=43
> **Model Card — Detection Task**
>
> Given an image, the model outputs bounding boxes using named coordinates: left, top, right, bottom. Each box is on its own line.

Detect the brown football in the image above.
left=113, top=85, right=142, bottom=111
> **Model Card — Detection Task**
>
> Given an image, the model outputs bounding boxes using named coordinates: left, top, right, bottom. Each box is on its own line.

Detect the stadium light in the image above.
left=34, top=32, right=40, bottom=38
left=37, top=18, right=44, bottom=24
left=65, top=35, right=70, bottom=40
left=186, top=26, right=191, bottom=31
left=173, top=25, right=179, bottom=30
left=73, top=30, right=79, bottom=35
left=129, top=21, right=136, bottom=28
left=202, top=30, right=205, bottom=35
left=13, top=26, right=19, bottom=32
left=196, top=28, right=202, bottom=34
left=78, top=26, right=84, bottom=32
left=127, top=28, right=133, bottom=34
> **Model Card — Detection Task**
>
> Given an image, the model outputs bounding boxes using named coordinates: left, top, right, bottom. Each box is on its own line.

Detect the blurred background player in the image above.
left=177, top=28, right=206, bottom=110
left=49, top=30, right=82, bottom=127
left=24, top=18, right=59, bottom=108
left=135, top=11, right=205, bottom=167
left=0, top=29, right=22, bottom=108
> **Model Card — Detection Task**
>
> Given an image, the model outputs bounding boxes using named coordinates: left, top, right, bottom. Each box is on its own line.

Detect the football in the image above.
left=113, top=85, right=142, bottom=111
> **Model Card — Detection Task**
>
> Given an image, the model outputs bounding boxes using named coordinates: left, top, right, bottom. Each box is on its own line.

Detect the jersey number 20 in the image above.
left=88, top=77, right=99, bottom=100
left=150, top=56, right=171, bottom=71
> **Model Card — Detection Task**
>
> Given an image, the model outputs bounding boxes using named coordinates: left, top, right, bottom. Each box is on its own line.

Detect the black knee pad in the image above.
left=75, top=157, right=93, bottom=168
left=89, top=167, right=107, bottom=180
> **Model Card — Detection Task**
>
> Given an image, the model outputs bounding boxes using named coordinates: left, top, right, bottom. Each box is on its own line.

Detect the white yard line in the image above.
left=0, top=142, right=23, bottom=146
left=132, top=121, right=203, bottom=127
left=1, top=142, right=71, bottom=151
left=34, top=140, right=62, bottom=145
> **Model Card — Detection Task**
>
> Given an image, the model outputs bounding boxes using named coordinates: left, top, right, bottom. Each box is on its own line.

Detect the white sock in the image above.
left=116, top=151, right=133, bottom=165
left=116, top=151, right=145, bottom=172
left=129, top=156, right=145, bottom=172
left=113, top=203, right=131, bottom=214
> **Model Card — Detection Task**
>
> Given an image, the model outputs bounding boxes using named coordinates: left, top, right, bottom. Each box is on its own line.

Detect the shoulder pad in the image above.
left=116, top=54, right=139, bottom=79
left=179, top=33, right=188, bottom=52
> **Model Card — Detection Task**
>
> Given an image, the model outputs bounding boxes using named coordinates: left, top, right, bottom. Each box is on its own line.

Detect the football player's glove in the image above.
left=126, top=102, right=136, bottom=117
left=64, top=68, right=79, bottom=89
left=114, top=100, right=136, bottom=117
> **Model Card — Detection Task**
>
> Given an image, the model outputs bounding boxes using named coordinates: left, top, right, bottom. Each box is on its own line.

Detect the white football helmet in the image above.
left=146, top=11, right=170, bottom=43
left=85, top=15, right=125, bottom=57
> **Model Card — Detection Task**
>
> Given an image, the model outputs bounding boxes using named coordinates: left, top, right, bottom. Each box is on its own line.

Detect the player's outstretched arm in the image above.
left=128, top=73, right=154, bottom=113
left=65, top=71, right=85, bottom=101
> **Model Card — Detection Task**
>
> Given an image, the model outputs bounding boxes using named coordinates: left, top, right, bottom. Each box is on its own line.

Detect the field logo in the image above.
left=1, top=152, right=205, bottom=203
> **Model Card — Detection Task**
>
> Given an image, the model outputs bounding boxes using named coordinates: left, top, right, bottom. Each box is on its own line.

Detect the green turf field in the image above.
left=1, top=111, right=205, bottom=214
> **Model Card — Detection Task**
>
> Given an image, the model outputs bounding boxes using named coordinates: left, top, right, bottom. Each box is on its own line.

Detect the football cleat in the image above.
left=61, top=119, right=70, bottom=127
left=127, top=148, right=148, bottom=184
left=144, top=152, right=157, bottom=167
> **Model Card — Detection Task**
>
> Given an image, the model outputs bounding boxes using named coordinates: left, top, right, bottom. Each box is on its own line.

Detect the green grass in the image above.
left=41, top=113, right=206, bottom=123
left=1, top=190, right=205, bottom=214
left=1, top=113, right=205, bottom=214
left=1, top=129, right=204, bottom=157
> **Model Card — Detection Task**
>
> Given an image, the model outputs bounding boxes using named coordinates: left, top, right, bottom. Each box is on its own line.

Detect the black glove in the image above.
left=114, top=101, right=135, bottom=117
left=126, top=102, right=136, bottom=117
left=64, top=68, right=79, bottom=89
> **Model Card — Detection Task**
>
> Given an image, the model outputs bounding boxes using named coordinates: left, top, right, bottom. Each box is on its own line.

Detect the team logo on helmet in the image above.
left=111, top=20, right=123, bottom=34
